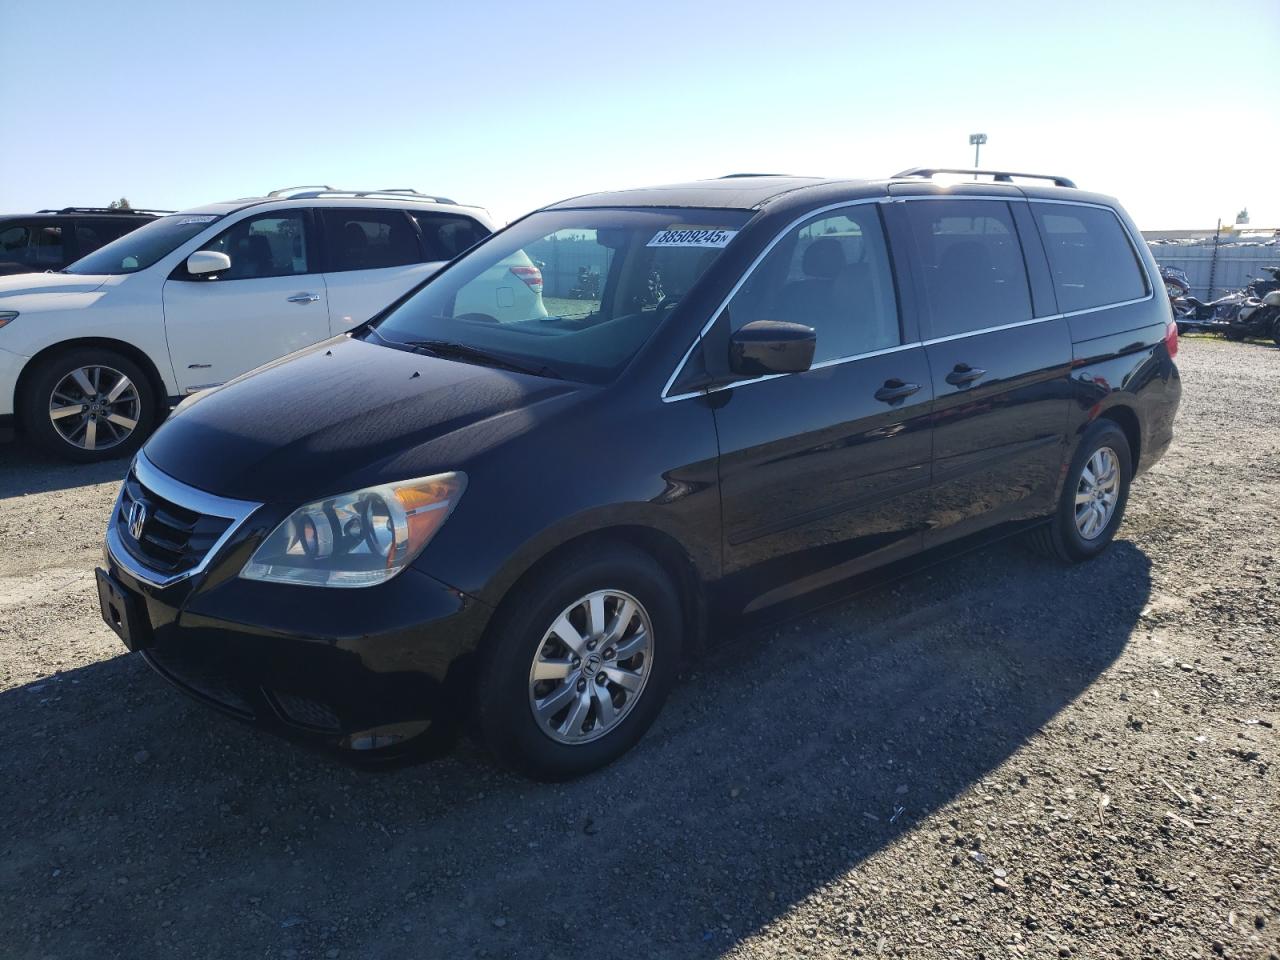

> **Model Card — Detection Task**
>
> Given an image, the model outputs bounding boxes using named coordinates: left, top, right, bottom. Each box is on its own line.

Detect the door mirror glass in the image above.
left=186, top=250, right=231, bottom=276
left=729, top=319, right=816, bottom=376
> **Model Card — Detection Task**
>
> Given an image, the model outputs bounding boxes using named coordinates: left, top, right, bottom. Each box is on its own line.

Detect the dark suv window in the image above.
left=30, top=223, right=64, bottom=267
left=409, top=212, right=489, bottom=261
left=725, top=205, right=900, bottom=362
left=0, top=223, right=34, bottom=271
left=74, top=218, right=139, bottom=258
left=904, top=200, right=1032, bottom=338
left=322, top=209, right=420, bottom=272
left=0, top=220, right=64, bottom=271
left=1031, top=203, right=1148, bottom=312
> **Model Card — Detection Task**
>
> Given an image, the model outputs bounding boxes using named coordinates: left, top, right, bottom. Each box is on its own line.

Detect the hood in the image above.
left=142, top=336, right=583, bottom=503
left=0, top=272, right=110, bottom=301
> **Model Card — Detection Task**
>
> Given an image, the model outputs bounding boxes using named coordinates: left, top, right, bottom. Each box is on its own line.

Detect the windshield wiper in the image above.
left=402, top=340, right=564, bottom=380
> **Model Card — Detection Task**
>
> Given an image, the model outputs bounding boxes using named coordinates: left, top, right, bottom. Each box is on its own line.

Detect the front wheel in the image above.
left=1271, top=315, right=1280, bottom=348
left=20, top=347, right=159, bottom=462
left=1029, top=420, right=1132, bottom=563
left=477, top=543, right=682, bottom=780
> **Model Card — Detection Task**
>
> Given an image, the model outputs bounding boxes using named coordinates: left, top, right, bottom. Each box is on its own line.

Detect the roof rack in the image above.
left=36, top=206, right=172, bottom=216
left=893, top=167, right=1077, bottom=189
left=265, top=186, right=457, bottom=204
left=266, top=184, right=335, bottom=197
left=718, top=172, right=792, bottom=179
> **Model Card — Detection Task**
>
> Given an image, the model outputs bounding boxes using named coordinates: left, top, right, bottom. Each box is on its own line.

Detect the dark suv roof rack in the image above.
left=36, top=206, right=172, bottom=216
left=893, top=167, right=1077, bottom=189
left=265, top=186, right=457, bottom=204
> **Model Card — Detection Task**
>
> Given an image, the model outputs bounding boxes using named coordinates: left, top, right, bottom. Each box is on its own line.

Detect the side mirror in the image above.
left=186, top=250, right=231, bottom=276
left=729, top=320, right=816, bottom=376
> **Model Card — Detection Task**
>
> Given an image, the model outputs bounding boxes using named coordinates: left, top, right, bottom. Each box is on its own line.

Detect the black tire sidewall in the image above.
left=21, top=348, right=159, bottom=462
left=478, top=545, right=682, bottom=781
left=1055, top=422, right=1132, bottom=562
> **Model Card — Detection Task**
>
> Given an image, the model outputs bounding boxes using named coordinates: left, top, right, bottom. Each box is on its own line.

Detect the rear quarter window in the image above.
left=1031, top=203, right=1148, bottom=313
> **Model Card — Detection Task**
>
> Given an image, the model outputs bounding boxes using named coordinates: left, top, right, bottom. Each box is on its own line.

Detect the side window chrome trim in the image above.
left=660, top=197, right=889, bottom=403
left=661, top=196, right=1153, bottom=404
left=919, top=293, right=1158, bottom=347
left=921, top=315, right=1051, bottom=346
left=697, top=342, right=923, bottom=397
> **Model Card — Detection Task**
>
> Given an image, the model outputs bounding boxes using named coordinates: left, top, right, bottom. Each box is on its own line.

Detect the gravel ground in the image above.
left=0, top=336, right=1276, bottom=960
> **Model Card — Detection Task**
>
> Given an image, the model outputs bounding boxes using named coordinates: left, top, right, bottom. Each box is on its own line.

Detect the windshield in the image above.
left=64, top=213, right=224, bottom=275
left=370, top=207, right=752, bottom=384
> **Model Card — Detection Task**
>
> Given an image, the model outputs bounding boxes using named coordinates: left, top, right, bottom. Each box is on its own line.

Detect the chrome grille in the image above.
left=116, top=472, right=234, bottom=575
left=106, top=455, right=260, bottom=587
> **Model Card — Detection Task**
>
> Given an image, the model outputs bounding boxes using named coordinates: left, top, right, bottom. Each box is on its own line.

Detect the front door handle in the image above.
left=945, top=364, right=987, bottom=387
left=287, top=293, right=321, bottom=304
left=874, top=379, right=923, bottom=404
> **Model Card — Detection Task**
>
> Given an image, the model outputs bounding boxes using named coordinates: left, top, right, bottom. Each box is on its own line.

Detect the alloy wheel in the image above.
left=47, top=365, right=141, bottom=452
left=528, top=589, right=653, bottom=745
left=1074, top=446, right=1121, bottom=540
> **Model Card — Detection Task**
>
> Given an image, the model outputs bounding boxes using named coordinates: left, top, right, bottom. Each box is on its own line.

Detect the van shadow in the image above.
left=0, top=442, right=128, bottom=498
left=0, top=538, right=1150, bottom=960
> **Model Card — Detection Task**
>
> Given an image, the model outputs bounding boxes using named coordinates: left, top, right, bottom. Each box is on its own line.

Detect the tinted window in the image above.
left=75, top=218, right=138, bottom=257
left=726, top=205, right=899, bottom=362
left=66, top=214, right=224, bottom=275
left=201, top=213, right=310, bottom=280
left=373, top=207, right=750, bottom=384
left=410, top=212, right=489, bottom=261
left=0, top=223, right=34, bottom=269
left=323, top=209, right=419, bottom=272
left=29, top=223, right=64, bottom=267
left=1031, top=203, right=1148, bottom=312
left=904, top=200, right=1032, bottom=337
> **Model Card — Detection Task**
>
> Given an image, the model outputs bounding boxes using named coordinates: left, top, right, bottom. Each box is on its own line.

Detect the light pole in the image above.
left=969, top=133, right=987, bottom=176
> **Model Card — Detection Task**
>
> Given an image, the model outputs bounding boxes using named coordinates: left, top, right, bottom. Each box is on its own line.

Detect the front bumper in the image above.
left=101, top=462, right=491, bottom=757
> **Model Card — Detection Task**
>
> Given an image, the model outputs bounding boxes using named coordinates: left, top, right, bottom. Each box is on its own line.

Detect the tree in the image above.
left=108, top=198, right=131, bottom=210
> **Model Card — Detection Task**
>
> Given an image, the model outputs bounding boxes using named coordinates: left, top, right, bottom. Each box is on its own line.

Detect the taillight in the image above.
left=509, top=265, right=543, bottom=291
left=1164, top=319, right=1178, bottom=358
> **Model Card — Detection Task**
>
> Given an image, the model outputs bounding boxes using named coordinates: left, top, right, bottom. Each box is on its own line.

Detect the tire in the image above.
left=1029, top=420, right=1132, bottom=564
left=477, top=542, right=682, bottom=780
left=20, top=347, right=160, bottom=463
left=1271, top=315, right=1280, bottom=348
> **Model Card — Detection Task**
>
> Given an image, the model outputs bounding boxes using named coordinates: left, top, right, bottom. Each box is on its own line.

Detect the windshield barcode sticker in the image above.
left=178, top=216, right=217, bottom=224
left=647, top=228, right=738, bottom=249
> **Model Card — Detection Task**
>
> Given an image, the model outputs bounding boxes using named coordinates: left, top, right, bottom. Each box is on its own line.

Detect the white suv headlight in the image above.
left=240, top=473, right=466, bottom=588
left=0, top=311, right=18, bottom=330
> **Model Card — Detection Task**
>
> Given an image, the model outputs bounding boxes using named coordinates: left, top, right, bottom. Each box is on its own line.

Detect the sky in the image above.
left=2, top=0, right=1277, bottom=230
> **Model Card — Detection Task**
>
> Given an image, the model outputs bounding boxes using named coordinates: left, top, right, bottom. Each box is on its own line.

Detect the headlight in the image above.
left=240, top=473, right=466, bottom=588
left=0, top=311, right=18, bottom=330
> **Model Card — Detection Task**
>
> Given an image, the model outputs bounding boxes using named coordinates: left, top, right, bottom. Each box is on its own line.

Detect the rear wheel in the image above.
left=1029, top=420, right=1132, bottom=563
left=477, top=542, right=682, bottom=780
left=20, top=348, right=159, bottom=462
left=1271, top=315, right=1280, bottom=347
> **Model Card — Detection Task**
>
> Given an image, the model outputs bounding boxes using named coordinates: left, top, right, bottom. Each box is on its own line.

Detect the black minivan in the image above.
left=96, top=170, right=1181, bottom=779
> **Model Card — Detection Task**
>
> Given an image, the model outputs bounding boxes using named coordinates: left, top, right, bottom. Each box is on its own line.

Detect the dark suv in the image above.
left=0, top=207, right=164, bottom=275
left=96, top=169, right=1181, bottom=780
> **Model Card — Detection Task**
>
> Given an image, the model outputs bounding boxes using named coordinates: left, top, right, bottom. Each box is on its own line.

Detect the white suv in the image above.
left=0, top=187, right=546, bottom=461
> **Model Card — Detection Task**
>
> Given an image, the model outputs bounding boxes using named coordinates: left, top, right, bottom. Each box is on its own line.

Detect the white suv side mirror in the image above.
left=186, top=250, right=232, bottom=276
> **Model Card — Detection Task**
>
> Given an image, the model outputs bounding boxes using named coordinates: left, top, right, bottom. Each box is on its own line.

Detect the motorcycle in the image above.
left=1176, top=266, right=1280, bottom=344
left=1160, top=264, right=1191, bottom=301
